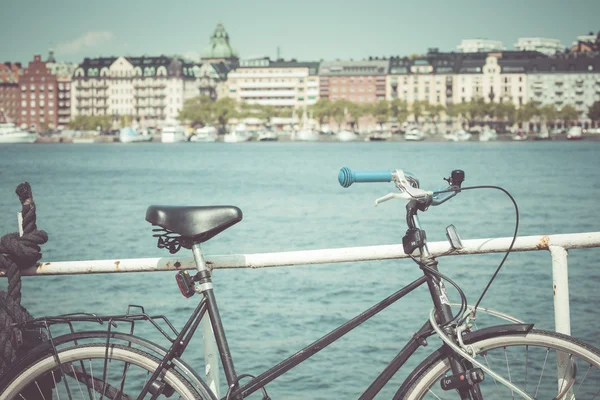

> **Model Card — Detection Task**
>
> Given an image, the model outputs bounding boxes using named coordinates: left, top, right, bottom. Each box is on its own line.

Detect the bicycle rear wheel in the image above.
left=399, top=329, right=600, bottom=399
left=1, top=343, right=211, bottom=399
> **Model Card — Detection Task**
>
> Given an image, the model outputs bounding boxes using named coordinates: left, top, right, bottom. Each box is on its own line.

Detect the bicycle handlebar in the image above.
left=338, top=167, right=393, bottom=188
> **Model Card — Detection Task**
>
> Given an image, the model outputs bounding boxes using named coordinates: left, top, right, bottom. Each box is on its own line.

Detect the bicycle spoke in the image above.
left=534, top=347, right=550, bottom=399
left=428, top=388, right=442, bottom=399
left=504, top=347, right=514, bottom=399
left=524, top=345, right=528, bottom=392
left=35, top=381, right=47, bottom=400
left=52, top=370, right=61, bottom=400
left=483, top=353, right=500, bottom=392
left=72, top=364, right=86, bottom=399
left=574, top=363, right=591, bottom=395
left=90, top=360, right=97, bottom=400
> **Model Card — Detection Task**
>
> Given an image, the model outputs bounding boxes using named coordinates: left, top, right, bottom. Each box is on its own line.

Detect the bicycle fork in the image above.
left=413, top=210, right=483, bottom=400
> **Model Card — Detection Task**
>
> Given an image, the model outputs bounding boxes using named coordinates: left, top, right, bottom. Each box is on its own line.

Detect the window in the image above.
left=21, top=100, right=26, bottom=107
left=21, top=85, right=26, bottom=91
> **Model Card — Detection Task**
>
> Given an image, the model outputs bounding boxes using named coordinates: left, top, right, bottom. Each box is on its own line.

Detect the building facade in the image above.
left=527, top=55, right=600, bottom=118
left=0, top=62, right=22, bottom=123
left=46, top=51, right=77, bottom=129
left=318, top=60, right=388, bottom=103
left=515, top=37, right=565, bottom=55
left=71, top=56, right=197, bottom=127
left=227, top=58, right=320, bottom=109
left=19, top=55, right=58, bottom=131
left=457, top=39, right=505, bottom=53
left=387, top=52, right=456, bottom=105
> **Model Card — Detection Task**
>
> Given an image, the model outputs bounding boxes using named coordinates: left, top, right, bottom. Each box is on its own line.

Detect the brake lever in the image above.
left=374, top=192, right=413, bottom=206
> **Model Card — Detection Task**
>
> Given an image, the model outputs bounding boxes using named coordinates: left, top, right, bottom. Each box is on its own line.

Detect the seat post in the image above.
left=191, top=243, right=239, bottom=393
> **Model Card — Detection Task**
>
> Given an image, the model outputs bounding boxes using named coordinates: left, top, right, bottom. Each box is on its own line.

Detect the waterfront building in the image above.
left=0, top=62, right=22, bottom=124
left=46, top=50, right=77, bottom=129
left=453, top=51, right=534, bottom=106
left=19, top=55, right=58, bottom=132
left=387, top=51, right=456, bottom=105
left=527, top=55, right=600, bottom=123
left=318, top=59, right=388, bottom=103
left=386, top=50, right=534, bottom=108
left=227, top=57, right=320, bottom=109
left=196, top=23, right=238, bottom=100
left=457, top=39, right=505, bottom=53
left=515, top=37, right=565, bottom=55
left=71, top=56, right=197, bottom=127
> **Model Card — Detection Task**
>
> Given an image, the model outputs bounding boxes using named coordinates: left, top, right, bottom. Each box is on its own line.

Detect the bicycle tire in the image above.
left=0, top=343, right=214, bottom=399
left=397, top=328, right=600, bottom=399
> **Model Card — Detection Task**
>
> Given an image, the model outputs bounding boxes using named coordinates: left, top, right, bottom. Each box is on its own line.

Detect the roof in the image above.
left=319, top=60, right=389, bottom=76
left=0, top=62, right=21, bottom=83
left=237, top=58, right=320, bottom=75
left=201, top=24, right=238, bottom=59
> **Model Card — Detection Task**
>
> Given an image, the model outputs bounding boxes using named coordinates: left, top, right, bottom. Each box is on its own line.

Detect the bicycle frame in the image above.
left=130, top=200, right=475, bottom=399
left=176, top=205, right=472, bottom=400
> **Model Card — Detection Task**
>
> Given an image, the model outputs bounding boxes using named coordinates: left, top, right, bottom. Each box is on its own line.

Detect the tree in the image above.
left=495, top=102, right=516, bottom=125
left=371, top=100, right=390, bottom=128
left=588, top=101, right=600, bottom=122
left=390, top=99, right=409, bottom=126
left=539, top=104, right=559, bottom=132
left=178, top=96, right=213, bottom=126
left=411, top=101, right=428, bottom=124
left=211, top=97, right=239, bottom=130
left=558, top=105, right=580, bottom=126
left=308, top=99, right=333, bottom=128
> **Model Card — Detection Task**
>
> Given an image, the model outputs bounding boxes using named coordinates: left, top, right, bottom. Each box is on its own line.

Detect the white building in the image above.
left=227, top=58, right=320, bottom=109
left=71, top=56, right=198, bottom=127
left=527, top=56, right=600, bottom=120
left=515, top=37, right=564, bottom=55
left=457, top=39, right=505, bottom=53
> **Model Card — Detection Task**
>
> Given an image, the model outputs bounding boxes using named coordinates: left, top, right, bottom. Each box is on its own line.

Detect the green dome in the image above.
left=201, top=23, right=237, bottom=59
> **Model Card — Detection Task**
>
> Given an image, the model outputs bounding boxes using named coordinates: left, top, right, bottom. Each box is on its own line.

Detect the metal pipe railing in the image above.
left=4, top=231, right=599, bottom=397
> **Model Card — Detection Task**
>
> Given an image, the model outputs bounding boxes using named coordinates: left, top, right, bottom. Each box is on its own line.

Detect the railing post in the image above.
left=549, top=245, right=571, bottom=335
left=549, top=245, right=572, bottom=396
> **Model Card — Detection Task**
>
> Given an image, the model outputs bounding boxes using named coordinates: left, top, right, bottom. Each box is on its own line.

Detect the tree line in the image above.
left=67, top=98, right=600, bottom=133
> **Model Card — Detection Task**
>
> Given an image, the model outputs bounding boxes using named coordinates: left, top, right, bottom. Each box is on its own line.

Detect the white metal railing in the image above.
left=5, top=231, right=600, bottom=397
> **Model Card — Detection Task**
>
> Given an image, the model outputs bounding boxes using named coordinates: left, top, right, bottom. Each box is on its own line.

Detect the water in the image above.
left=1, top=141, right=600, bottom=398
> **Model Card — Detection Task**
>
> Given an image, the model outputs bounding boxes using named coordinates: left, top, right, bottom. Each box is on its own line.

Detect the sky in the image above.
left=1, top=0, right=599, bottom=65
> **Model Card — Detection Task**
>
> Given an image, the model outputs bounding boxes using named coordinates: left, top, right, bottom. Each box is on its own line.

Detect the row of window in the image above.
left=21, top=84, right=54, bottom=91
left=22, top=100, right=58, bottom=107
left=21, top=109, right=54, bottom=115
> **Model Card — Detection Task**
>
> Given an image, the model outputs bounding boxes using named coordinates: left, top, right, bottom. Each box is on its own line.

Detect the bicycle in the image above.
left=1, top=167, right=600, bottom=399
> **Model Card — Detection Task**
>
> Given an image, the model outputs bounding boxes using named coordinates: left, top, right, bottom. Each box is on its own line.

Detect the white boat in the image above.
left=479, top=129, right=498, bottom=142
left=161, top=125, right=187, bottom=143
left=336, top=130, right=358, bottom=142
left=292, top=129, right=320, bottom=142
left=0, top=111, right=39, bottom=143
left=257, top=130, right=278, bottom=142
left=405, top=128, right=425, bottom=141
left=223, top=123, right=251, bottom=143
left=444, top=129, right=472, bottom=142
left=567, top=127, right=583, bottom=140
left=191, top=125, right=218, bottom=142
left=119, top=127, right=154, bottom=143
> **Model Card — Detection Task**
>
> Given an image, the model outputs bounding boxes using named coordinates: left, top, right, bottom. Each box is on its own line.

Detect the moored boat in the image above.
left=119, top=127, right=154, bottom=143
left=0, top=111, right=39, bottom=144
left=191, top=125, right=218, bottom=142
left=161, top=125, right=187, bottom=143
left=336, top=130, right=358, bottom=142
left=405, top=128, right=425, bottom=141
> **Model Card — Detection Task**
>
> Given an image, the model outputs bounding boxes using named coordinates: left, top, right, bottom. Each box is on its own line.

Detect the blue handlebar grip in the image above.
left=338, top=167, right=393, bottom=188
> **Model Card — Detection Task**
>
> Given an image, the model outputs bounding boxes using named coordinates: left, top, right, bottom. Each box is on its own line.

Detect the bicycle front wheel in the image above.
left=1, top=343, right=211, bottom=399
left=400, top=329, right=600, bottom=399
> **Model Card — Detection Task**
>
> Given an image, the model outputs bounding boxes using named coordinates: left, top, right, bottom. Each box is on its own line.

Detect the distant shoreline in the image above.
left=32, top=133, right=600, bottom=144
